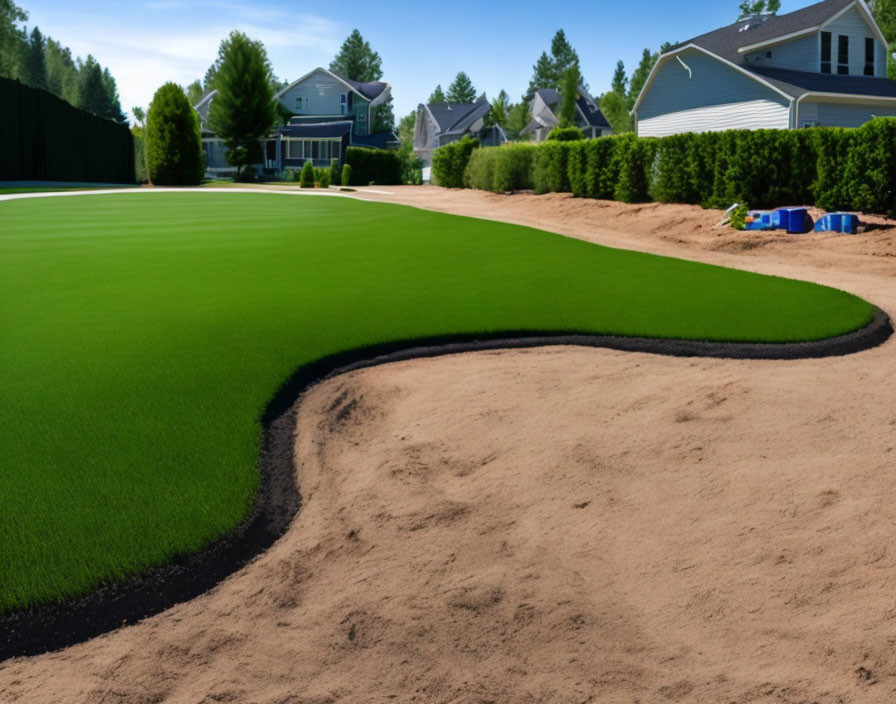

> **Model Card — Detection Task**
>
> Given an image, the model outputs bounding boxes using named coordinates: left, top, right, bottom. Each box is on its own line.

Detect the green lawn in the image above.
left=0, top=192, right=874, bottom=614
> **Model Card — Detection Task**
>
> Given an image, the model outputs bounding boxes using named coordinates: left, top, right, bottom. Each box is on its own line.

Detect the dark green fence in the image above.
left=0, top=77, right=134, bottom=183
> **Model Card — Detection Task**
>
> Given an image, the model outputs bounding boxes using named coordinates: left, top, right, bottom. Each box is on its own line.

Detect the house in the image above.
left=195, top=67, right=398, bottom=175
left=633, top=0, right=896, bottom=137
left=413, top=95, right=507, bottom=169
left=521, top=87, right=613, bottom=142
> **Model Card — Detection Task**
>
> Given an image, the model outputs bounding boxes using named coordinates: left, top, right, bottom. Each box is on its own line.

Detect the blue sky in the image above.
left=21, top=0, right=821, bottom=122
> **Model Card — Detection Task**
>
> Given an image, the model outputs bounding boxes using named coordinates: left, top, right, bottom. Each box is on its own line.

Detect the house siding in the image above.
left=744, top=33, right=818, bottom=72
left=810, top=101, right=896, bottom=127
left=637, top=49, right=791, bottom=137
left=277, top=69, right=372, bottom=135
left=824, top=6, right=881, bottom=76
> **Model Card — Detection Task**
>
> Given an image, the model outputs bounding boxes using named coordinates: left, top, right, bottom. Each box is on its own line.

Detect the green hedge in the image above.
left=344, top=146, right=401, bottom=185
left=432, top=136, right=479, bottom=188
left=0, top=76, right=134, bottom=183
left=450, top=119, right=896, bottom=217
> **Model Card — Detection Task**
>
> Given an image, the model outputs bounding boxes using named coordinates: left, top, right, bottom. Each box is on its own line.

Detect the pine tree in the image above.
left=132, top=106, right=145, bottom=127
left=611, top=61, right=628, bottom=96
left=21, top=26, right=46, bottom=89
left=329, top=29, right=382, bottom=82
left=145, top=82, right=205, bottom=185
left=45, top=38, right=78, bottom=102
left=77, top=56, right=107, bottom=115
left=551, top=30, right=580, bottom=79
left=524, top=30, right=585, bottom=102
left=207, top=31, right=277, bottom=180
left=446, top=71, right=476, bottom=104
left=429, top=84, right=446, bottom=103
left=101, top=67, right=126, bottom=122
left=626, top=48, right=658, bottom=109
left=524, top=51, right=556, bottom=102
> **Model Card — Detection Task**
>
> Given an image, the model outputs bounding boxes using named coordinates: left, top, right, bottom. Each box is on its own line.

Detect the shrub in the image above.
left=432, top=136, right=479, bottom=188
left=329, top=158, right=341, bottom=188
left=612, top=134, right=656, bottom=203
left=300, top=160, right=314, bottom=188
left=533, top=141, right=574, bottom=194
left=463, top=143, right=536, bottom=192
left=546, top=126, right=585, bottom=141
left=344, top=147, right=401, bottom=185
left=341, top=163, right=352, bottom=187
left=845, top=117, right=896, bottom=217
left=145, top=82, right=205, bottom=186
left=314, top=167, right=330, bottom=188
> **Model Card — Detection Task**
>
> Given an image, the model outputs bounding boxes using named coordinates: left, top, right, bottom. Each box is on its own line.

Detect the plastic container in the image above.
left=773, top=207, right=814, bottom=234
left=814, top=213, right=859, bottom=234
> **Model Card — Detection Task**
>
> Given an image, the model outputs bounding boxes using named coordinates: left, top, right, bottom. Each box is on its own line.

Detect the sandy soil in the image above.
left=2, top=188, right=896, bottom=703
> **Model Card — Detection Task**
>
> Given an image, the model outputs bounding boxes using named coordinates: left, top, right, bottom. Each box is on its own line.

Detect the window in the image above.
left=294, top=96, right=303, bottom=111
left=865, top=37, right=875, bottom=76
left=347, top=92, right=353, bottom=110
left=287, top=140, right=302, bottom=160
left=340, top=93, right=347, bottom=115
left=837, top=35, right=849, bottom=74
left=821, top=31, right=831, bottom=73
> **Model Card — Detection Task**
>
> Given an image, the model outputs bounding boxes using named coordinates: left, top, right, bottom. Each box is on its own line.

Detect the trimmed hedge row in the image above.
left=344, top=147, right=401, bottom=185
left=432, top=136, right=479, bottom=188
left=438, top=119, right=896, bottom=216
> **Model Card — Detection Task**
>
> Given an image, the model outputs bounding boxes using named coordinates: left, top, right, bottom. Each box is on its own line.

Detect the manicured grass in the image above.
left=0, top=192, right=874, bottom=613
left=0, top=185, right=137, bottom=195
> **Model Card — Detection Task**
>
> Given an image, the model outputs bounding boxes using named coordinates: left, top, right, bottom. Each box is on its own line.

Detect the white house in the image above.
left=633, top=0, right=896, bottom=137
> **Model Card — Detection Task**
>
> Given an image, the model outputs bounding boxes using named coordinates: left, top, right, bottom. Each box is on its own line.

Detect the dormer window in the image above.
left=865, top=37, right=875, bottom=76
left=821, top=32, right=832, bottom=73
left=837, top=35, right=849, bottom=74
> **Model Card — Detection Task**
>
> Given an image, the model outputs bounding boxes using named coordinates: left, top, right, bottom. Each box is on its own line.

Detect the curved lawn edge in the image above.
left=0, top=309, right=890, bottom=661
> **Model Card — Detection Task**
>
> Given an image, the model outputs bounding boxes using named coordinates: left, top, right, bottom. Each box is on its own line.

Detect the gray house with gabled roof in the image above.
left=196, top=67, right=398, bottom=175
left=413, top=95, right=507, bottom=169
left=522, top=87, right=613, bottom=142
left=633, top=0, right=896, bottom=137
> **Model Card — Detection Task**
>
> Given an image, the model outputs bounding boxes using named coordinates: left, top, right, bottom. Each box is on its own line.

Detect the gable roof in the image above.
left=275, top=68, right=389, bottom=104
left=674, top=0, right=858, bottom=64
left=532, top=87, right=610, bottom=129
left=425, top=99, right=490, bottom=135
left=750, top=65, right=896, bottom=97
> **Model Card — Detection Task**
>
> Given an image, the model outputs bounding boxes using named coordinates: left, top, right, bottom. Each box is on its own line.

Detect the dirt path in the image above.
left=2, top=187, right=896, bottom=703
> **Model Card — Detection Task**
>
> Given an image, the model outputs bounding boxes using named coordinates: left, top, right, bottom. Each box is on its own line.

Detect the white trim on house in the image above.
left=631, top=43, right=796, bottom=114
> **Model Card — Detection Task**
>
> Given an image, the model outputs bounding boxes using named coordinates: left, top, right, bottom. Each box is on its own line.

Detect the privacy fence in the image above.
left=0, top=77, right=134, bottom=183
left=434, top=119, right=896, bottom=218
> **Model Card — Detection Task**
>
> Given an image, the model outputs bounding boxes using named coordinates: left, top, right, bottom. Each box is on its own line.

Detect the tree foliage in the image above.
left=0, top=0, right=26, bottom=79
left=207, top=31, right=277, bottom=179
left=330, top=28, right=382, bottom=82
left=429, top=84, right=446, bottom=103
left=627, top=48, right=658, bottom=109
left=446, top=71, right=477, bottom=104
left=21, top=26, right=46, bottom=90
left=488, top=89, right=511, bottom=127
left=184, top=79, right=204, bottom=107
left=599, top=90, right=633, bottom=134
left=524, top=30, right=584, bottom=102
left=145, top=82, right=204, bottom=185
left=611, top=60, right=628, bottom=96
left=873, top=0, right=896, bottom=79
left=739, top=0, right=780, bottom=16
left=558, top=67, right=580, bottom=128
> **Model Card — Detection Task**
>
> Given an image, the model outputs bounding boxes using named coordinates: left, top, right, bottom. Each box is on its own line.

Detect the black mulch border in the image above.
left=1, top=307, right=891, bottom=661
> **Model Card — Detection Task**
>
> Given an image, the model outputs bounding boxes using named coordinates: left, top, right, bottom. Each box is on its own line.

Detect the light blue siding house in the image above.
left=633, top=0, right=896, bottom=137
left=195, top=67, right=398, bottom=175
left=521, top=87, right=613, bottom=142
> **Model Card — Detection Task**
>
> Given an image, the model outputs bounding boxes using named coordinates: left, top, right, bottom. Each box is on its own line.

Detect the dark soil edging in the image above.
left=1, top=307, right=890, bottom=661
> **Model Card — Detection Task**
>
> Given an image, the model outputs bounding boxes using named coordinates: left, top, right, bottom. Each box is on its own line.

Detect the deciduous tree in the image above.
left=0, top=0, right=27, bottom=79
left=488, top=89, right=510, bottom=127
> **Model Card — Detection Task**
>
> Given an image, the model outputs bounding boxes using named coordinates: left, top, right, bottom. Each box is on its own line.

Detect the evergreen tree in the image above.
left=45, top=38, right=79, bottom=103
left=207, top=31, right=277, bottom=180
left=184, top=79, right=204, bottom=106
left=506, top=102, right=531, bottom=140
left=488, top=89, right=510, bottom=127
left=558, top=67, right=580, bottom=128
left=551, top=30, right=580, bottom=79
left=203, top=61, right=219, bottom=92
left=739, top=0, right=779, bottom=16
left=626, top=48, right=657, bottom=109
left=0, top=0, right=27, bottom=79
left=145, top=82, right=205, bottom=185
left=101, top=67, right=127, bottom=122
left=446, top=71, right=477, bottom=104
left=330, top=28, right=382, bottom=81
left=77, top=56, right=107, bottom=114
left=132, top=106, right=145, bottom=127
left=524, top=51, right=556, bottom=102
left=373, top=98, right=394, bottom=132
left=21, top=26, right=46, bottom=89
left=611, top=60, right=628, bottom=96
left=524, top=30, right=584, bottom=102
left=429, top=84, right=446, bottom=103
